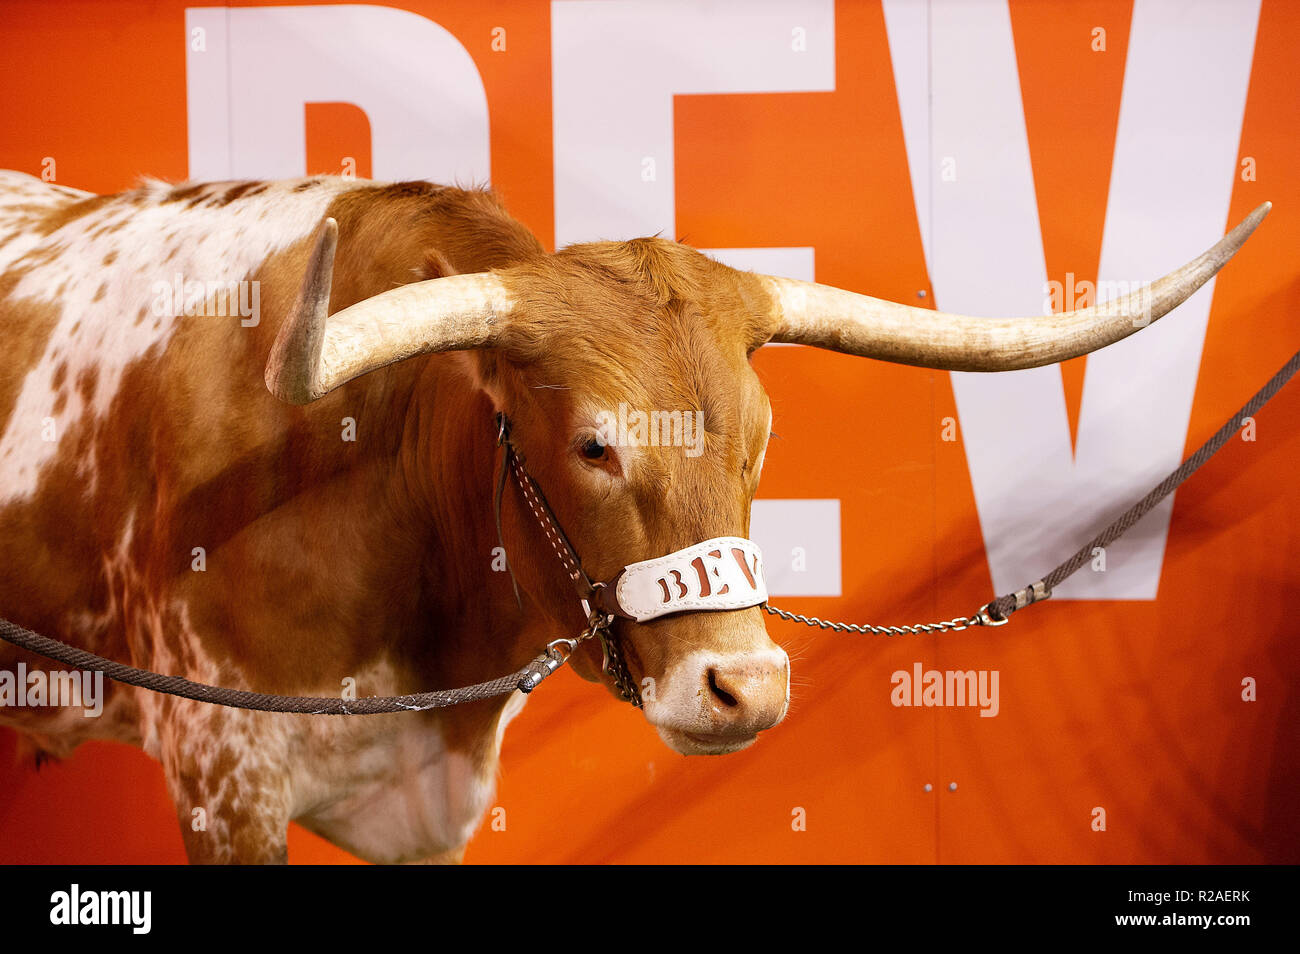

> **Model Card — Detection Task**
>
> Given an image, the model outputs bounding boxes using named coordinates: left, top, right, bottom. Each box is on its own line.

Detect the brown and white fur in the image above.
left=0, top=171, right=789, bottom=863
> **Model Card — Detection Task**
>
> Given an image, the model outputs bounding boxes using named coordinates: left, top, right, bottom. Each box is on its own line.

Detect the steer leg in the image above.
left=155, top=706, right=294, bottom=864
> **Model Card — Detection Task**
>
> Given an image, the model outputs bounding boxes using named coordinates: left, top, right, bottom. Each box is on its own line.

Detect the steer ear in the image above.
left=265, top=216, right=518, bottom=405
left=456, top=350, right=515, bottom=414
left=755, top=202, right=1270, bottom=371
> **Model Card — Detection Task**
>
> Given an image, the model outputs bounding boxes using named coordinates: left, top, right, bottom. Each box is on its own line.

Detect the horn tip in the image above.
left=263, top=367, right=312, bottom=405
left=317, top=216, right=339, bottom=248
left=264, top=372, right=326, bottom=406
left=310, top=216, right=339, bottom=252
left=1221, top=201, right=1272, bottom=254
left=1238, top=201, right=1271, bottom=242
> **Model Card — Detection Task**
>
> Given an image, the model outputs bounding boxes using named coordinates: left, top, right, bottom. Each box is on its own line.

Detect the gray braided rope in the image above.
left=987, top=347, right=1300, bottom=622
left=0, top=618, right=557, bottom=714
left=766, top=347, right=1300, bottom=635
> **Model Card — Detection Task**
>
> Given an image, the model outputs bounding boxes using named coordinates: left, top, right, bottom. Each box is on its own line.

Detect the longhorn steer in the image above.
left=0, top=170, right=1266, bottom=862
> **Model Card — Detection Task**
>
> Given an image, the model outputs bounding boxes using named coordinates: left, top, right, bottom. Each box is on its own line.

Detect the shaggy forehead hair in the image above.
left=495, top=236, right=771, bottom=429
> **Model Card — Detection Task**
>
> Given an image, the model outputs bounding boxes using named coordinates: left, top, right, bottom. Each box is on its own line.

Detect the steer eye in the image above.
left=579, top=436, right=607, bottom=462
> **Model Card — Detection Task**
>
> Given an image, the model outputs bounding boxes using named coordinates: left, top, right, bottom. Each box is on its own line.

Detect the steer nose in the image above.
left=703, top=657, right=788, bottom=731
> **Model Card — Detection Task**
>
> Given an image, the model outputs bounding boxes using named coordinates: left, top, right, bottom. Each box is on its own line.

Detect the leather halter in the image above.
left=494, top=412, right=640, bottom=704
left=492, top=413, right=769, bottom=707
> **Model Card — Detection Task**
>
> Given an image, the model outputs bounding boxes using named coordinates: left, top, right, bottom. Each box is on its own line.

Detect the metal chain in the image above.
left=762, top=601, right=1006, bottom=636
left=597, top=620, right=642, bottom=707
left=542, top=605, right=644, bottom=707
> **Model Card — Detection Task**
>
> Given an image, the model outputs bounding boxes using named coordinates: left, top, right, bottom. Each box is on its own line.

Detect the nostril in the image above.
left=707, top=668, right=739, bottom=707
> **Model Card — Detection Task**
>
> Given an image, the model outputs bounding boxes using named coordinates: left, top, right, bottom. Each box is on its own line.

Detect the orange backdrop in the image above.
left=0, top=0, right=1296, bottom=863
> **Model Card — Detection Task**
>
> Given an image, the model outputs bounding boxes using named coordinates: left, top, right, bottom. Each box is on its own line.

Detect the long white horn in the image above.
left=265, top=217, right=515, bottom=404
left=760, top=202, right=1270, bottom=371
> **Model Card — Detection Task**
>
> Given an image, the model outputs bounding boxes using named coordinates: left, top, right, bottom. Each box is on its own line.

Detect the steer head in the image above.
left=470, top=238, right=785, bottom=754
left=264, top=202, right=1269, bottom=755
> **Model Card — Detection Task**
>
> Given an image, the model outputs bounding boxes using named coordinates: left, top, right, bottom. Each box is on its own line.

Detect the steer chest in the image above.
left=284, top=688, right=529, bottom=863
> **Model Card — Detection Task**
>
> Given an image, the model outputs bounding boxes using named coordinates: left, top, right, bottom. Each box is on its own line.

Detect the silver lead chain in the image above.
left=762, top=602, right=1007, bottom=636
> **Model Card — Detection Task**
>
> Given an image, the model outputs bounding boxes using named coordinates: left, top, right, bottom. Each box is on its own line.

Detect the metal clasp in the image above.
left=976, top=603, right=1010, bottom=627
left=544, top=606, right=609, bottom=665
left=545, top=636, right=579, bottom=663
